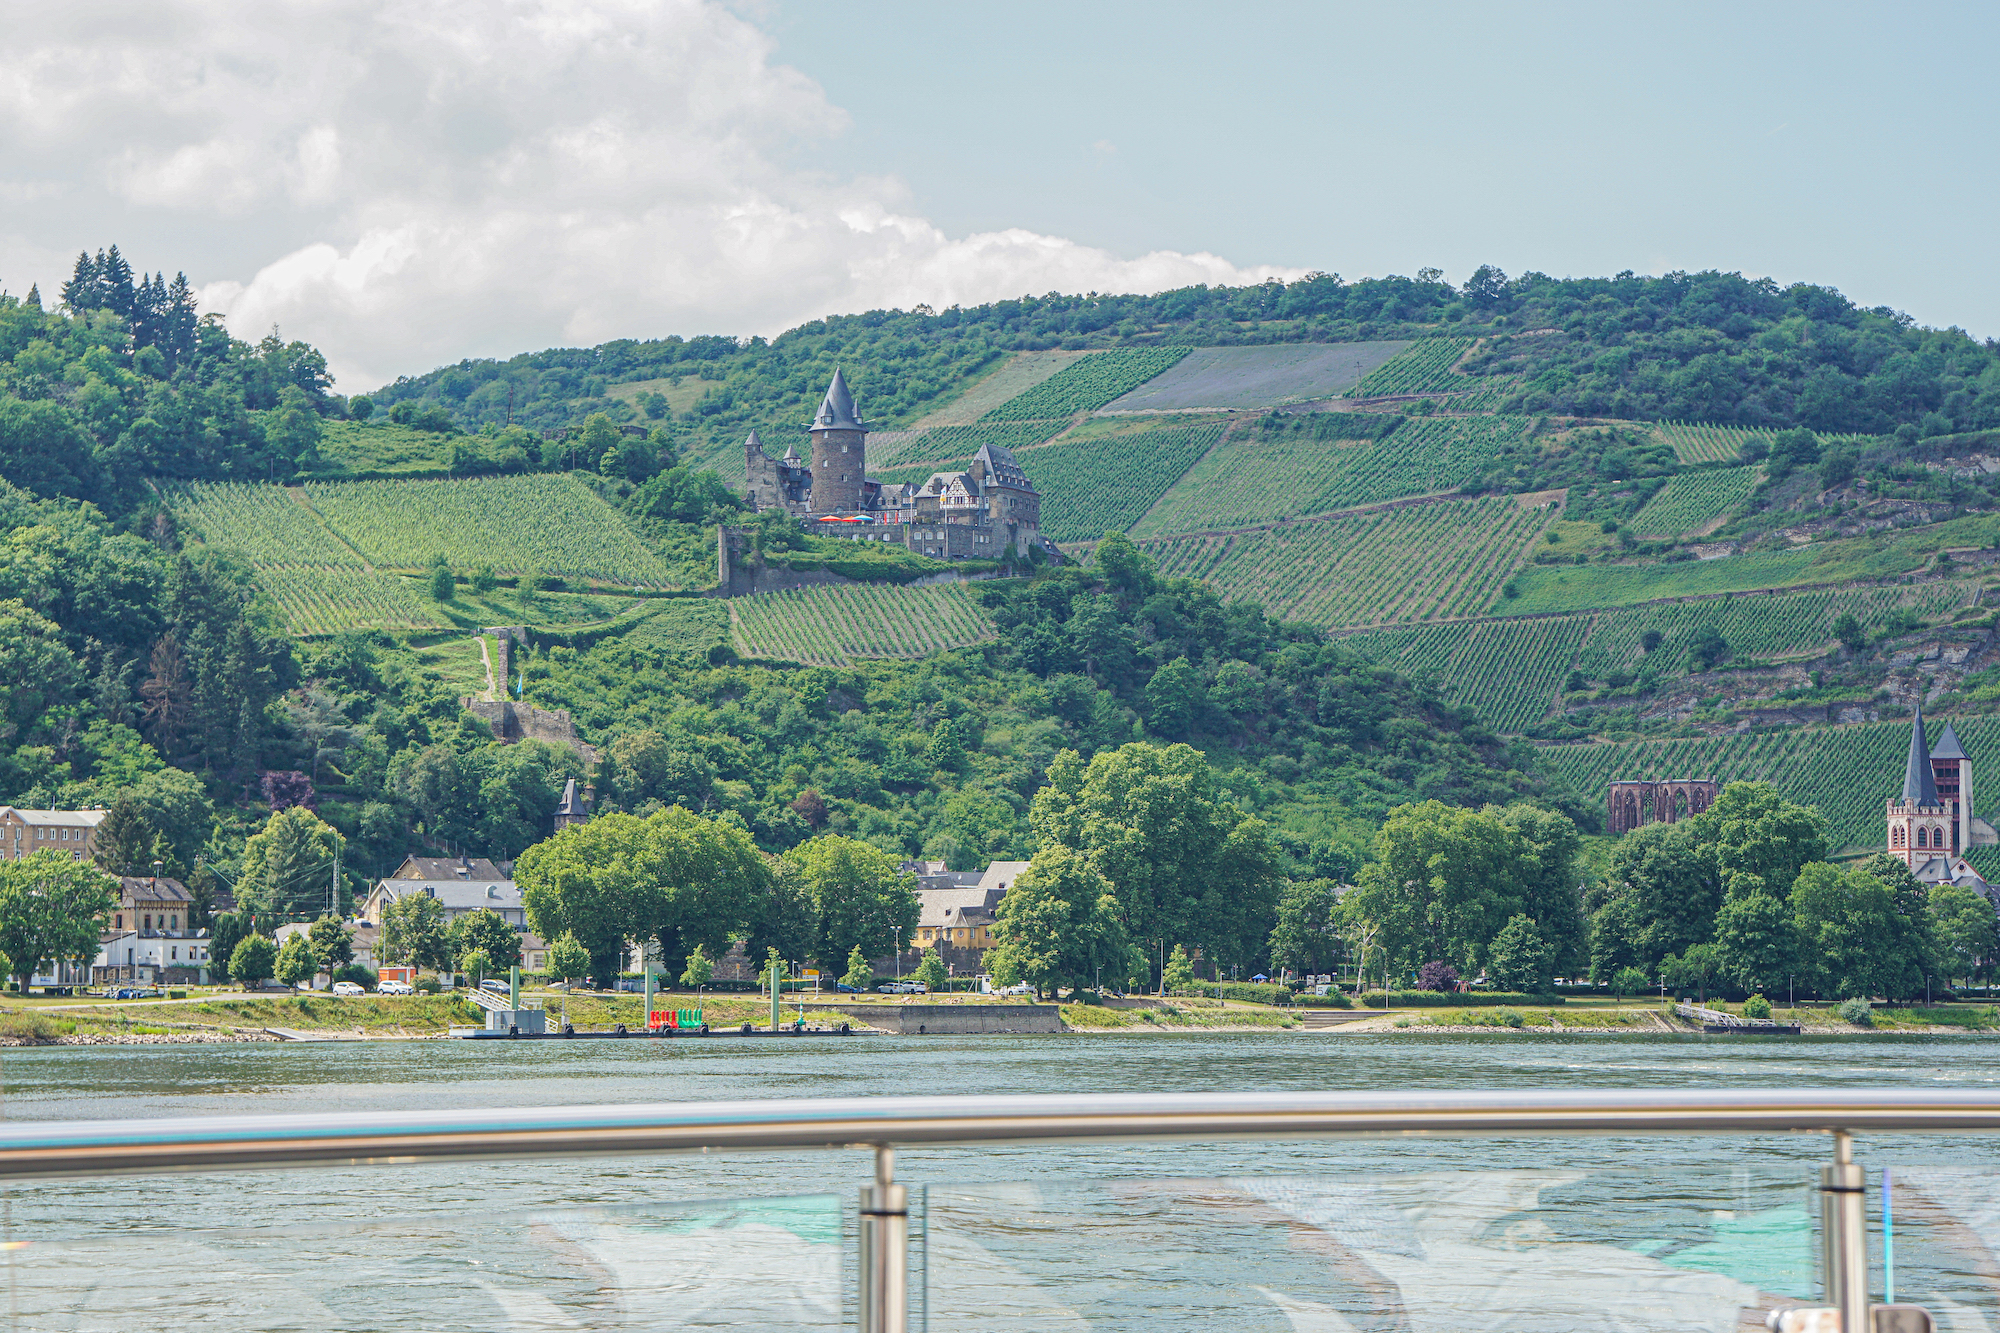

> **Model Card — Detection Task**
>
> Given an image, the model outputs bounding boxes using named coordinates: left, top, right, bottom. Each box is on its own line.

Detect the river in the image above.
left=3, top=1032, right=1997, bottom=1331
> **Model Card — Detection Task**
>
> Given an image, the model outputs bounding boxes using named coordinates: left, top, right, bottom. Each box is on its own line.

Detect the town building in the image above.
left=1888, top=704, right=1997, bottom=889
left=0, top=807, right=107, bottom=862
left=360, top=857, right=526, bottom=928
left=273, top=920, right=382, bottom=987
left=743, top=370, right=1057, bottom=561
left=91, top=875, right=211, bottom=986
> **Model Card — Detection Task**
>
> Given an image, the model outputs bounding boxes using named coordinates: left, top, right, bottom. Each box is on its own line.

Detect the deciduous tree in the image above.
left=0, top=852, right=116, bottom=991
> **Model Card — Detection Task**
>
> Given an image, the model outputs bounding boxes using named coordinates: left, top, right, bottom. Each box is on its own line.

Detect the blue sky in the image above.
left=759, top=0, right=1998, bottom=332
left=1, top=1, right=1990, bottom=388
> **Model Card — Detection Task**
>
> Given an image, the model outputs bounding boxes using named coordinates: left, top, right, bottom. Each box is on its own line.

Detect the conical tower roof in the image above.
left=1931, top=718, right=1968, bottom=761
left=745, top=429, right=764, bottom=456
left=1903, top=703, right=1940, bottom=806
left=811, top=369, right=865, bottom=431
left=557, top=777, right=584, bottom=817
left=782, top=438, right=800, bottom=461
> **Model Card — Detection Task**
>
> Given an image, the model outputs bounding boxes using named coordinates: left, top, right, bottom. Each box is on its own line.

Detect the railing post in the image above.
left=858, top=1144, right=908, bottom=1333
left=1821, top=1130, right=1868, bottom=1329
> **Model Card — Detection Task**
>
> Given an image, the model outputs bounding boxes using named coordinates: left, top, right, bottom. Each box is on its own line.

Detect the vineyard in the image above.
left=1142, top=495, right=1551, bottom=629
left=1628, top=465, right=1762, bottom=535
left=303, top=475, right=679, bottom=584
left=1099, top=341, right=1408, bottom=411
left=1342, top=338, right=1478, bottom=397
left=1542, top=713, right=2000, bottom=851
left=1506, top=548, right=1829, bottom=613
left=729, top=582, right=995, bottom=664
left=1023, top=425, right=1224, bottom=544
left=869, top=420, right=1068, bottom=471
left=1651, top=421, right=1770, bottom=465
left=982, top=347, right=1192, bottom=420
left=1133, top=415, right=1531, bottom=537
left=1343, top=615, right=1594, bottom=732
left=1573, top=582, right=1978, bottom=677
left=254, top=568, right=451, bottom=636
left=172, top=483, right=363, bottom=567
left=623, top=600, right=732, bottom=658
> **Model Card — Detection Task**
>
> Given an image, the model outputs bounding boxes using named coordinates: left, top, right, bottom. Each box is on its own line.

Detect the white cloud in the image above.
left=0, top=1, right=1299, bottom=389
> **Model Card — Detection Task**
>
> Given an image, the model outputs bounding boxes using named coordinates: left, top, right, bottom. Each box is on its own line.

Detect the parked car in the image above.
left=376, top=980, right=413, bottom=995
left=877, top=980, right=928, bottom=994
left=111, top=987, right=161, bottom=1000
left=331, top=981, right=365, bottom=996
left=835, top=981, right=865, bottom=993
left=479, top=979, right=510, bottom=995
left=994, top=983, right=1034, bottom=996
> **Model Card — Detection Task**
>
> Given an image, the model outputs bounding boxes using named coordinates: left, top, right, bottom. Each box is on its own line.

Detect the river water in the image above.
left=3, top=1032, right=1998, bottom=1331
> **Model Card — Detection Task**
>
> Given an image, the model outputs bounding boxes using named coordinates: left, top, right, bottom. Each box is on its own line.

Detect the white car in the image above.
left=876, top=980, right=928, bottom=994
left=995, top=983, right=1034, bottom=996
left=377, top=980, right=413, bottom=996
left=331, top=981, right=365, bottom=996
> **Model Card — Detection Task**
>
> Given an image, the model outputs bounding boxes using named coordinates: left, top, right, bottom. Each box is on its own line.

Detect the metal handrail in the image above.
left=0, top=1087, right=1996, bottom=1181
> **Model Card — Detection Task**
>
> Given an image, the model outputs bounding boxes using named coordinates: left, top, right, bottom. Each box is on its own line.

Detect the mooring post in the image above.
left=858, top=1145, right=907, bottom=1333
left=1821, top=1130, right=1868, bottom=1329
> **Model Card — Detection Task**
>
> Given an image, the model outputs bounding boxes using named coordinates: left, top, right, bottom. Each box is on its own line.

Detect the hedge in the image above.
left=1169, top=982, right=1292, bottom=1005
left=1360, top=991, right=1566, bottom=1008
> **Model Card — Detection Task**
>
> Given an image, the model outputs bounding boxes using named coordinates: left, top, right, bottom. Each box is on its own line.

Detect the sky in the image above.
left=0, top=1, right=1993, bottom=391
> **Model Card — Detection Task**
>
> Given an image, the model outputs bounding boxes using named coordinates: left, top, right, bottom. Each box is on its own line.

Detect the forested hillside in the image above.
left=9, top=239, right=2000, bottom=973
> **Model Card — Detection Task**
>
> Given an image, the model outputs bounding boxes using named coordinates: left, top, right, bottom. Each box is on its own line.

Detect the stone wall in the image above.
left=827, top=1004, right=1061, bottom=1034
left=460, top=700, right=599, bottom=764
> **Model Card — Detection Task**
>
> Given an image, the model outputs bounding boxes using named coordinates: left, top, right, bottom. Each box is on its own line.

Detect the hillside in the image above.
left=10, top=250, right=2000, bottom=905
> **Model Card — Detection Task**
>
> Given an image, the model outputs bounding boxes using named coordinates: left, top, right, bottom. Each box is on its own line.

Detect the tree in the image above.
left=680, top=942, right=714, bottom=990
left=518, top=807, right=768, bottom=989
left=1611, top=965, right=1648, bottom=999
left=1711, top=893, right=1797, bottom=994
left=1790, top=861, right=1922, bottom=1000
left=1030, top=743, right=1280, bottom=978
left=428, top=555, right=454, bottom=602
left=780, top=834, right=917, bottom=974
left=1492, top=804, right=1586, bottom=976
left=1486, top=914, right=1553, bottom=993
left=307, top=913, right=355, bottom=975
left=274, top=933, right=316, bottom=987
left=1348, top=801, right=1534, bottom=976
left=1833, top=613, right=1867, bottom=652
left=1687, top=625, right=1730, bottom=672
left=841, top=944, right=873, bottom=991
left=1930, top=882, right=1999, bottom=987
left=238, top=807, right=340, bottom=920
left=378, top=892, right=449, bottom=971
left=546, top=933, right=589, bottom=986
left=1142, top=657, right=1201, bottom=738
left=1267, top=878, right=1343, bottom=978
left=230, top=934, right=278, bottom=987
left=1162, top=943, right=1195, bottom=993
left=987, top=844, right=1133, bottom=999
left=446, top=907, right=523, bottom=972
left=913, top=947, right=948, bottom=992
left=1605, top=821, right=1722, bottom=970
left=209, top=912, right=249, bottom=976
left=1661, top=941, right=1722, bottom=1003
left=92, top=797, right=172, bottom=877
left=1415, top=960, right=1459, bottom=992
left=1701, top=783, right=1827, bottom=902
left=0, top=852, right=117, bottom=991
left=924, top=719, right=967, bottom=772
left=458, top=947, right=493, bottom=984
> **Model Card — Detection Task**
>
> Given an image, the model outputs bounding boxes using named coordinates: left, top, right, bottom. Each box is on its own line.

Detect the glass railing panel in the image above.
left=920, top=1166, right=1816, bottom=1332
left=2, top=1191, right=846, bottom=1332
left=1882, top=1166, right=2000, bottom=1327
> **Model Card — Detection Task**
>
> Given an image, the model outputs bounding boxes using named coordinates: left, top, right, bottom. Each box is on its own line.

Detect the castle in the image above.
left=1887, top=703, right=1996, bottom=887
left=744, top=370, right=1055, bottom=560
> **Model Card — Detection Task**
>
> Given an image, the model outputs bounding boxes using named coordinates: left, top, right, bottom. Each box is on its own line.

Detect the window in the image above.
left=170, top=915, right=178, bottom=930
left=1917, top=827, right=1928, bottom=848
left=143, top=915, right=151, bottom=930
left=114, top=915, right=122, bottom=930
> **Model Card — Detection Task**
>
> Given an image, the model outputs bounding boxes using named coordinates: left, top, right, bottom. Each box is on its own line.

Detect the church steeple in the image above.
left=1903, top=703, right=1940, bottom=807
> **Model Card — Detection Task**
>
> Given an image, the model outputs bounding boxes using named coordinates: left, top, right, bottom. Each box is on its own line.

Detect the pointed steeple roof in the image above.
left=1903, top=703, right=1940, bottom=806
left=782, top=438, right=800, bottom=461
left=1931, top=718, right=1968, bottom=761
left=557, top=777, right=584, bottom=817
left=745, top=429, right=765, bottom=456
left=810, top=369, right=865, bottom=431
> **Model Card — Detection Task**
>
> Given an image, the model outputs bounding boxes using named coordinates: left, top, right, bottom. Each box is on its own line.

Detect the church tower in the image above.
left=1888, top=703, right=1952, bottom=868
left=807, top=369, right=867, bottom=513
left=1931, top=719, right=1972, bottom=853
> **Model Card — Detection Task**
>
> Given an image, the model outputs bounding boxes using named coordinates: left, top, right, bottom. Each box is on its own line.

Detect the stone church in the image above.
left=744, top=370, right=1055, bottom=561
left=1887, top=703, right=1996, bottom=890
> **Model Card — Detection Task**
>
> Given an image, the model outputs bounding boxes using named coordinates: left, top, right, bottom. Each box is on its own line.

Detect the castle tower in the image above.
left=554, top=778, right=589, bottom=831
left=807, top=369, right=867, bottom=513
left=1931, top=719, right=1971, bottom=854
left=1888, top=703, right=1952, bottom=868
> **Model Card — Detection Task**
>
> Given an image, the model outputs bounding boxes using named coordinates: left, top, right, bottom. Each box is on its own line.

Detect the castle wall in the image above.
left=459, top=700, right=598, bottom=764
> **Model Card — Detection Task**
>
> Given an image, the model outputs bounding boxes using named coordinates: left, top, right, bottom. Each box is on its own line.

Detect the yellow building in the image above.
left=0, top=807, right=107, bottom=862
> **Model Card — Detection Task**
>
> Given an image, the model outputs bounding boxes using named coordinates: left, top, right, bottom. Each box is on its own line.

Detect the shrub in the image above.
left=1743, top=994, right=1772, bottom=1020
left=1502, top=1009, right=1525, bottom=1028
left=1416, top=961, right=1460, bottom=992
left=1838, top=998, right=1872, bottom=1027
left=1361, top=990, right=1564, bottom=1008
left=414, top=973, right=443, bottom=995
left=1167, top=981, right=1291, bottom=1005
left=334, top=964, right=378, bottom=989
left=1611, top=965, right=1649, bottom=998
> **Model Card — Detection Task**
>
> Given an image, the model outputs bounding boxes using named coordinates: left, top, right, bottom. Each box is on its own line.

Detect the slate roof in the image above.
left=556, top=778, right=586, bottom=819
left=973, top=442, right=1035, bottom=491
left=117, top=876, right=191, bottom=904
left=389, top=856, right=508, bottom=881
left=811, top=369, right=865, bottom=431
left=1903, top=704, right=1941, bottom=806
left=1932, top=719, right=1968, bottom=761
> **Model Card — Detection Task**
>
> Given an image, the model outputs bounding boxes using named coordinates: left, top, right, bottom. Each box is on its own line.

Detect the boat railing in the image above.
left=1, top=1087, right=1989, bottom=1332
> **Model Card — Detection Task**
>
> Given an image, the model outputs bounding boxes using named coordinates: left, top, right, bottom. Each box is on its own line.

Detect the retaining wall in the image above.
left=828, top=1004, right=1061, bottom=1035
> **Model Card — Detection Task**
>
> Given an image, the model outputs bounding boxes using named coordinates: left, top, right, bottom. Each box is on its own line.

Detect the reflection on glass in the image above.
left=1883, top=1167, right=2000, bottom=1331
left=6, top=1193, right=844, bottom=1332
left=921, top=1169, right=1814, bottom=1333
